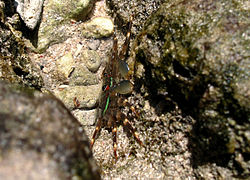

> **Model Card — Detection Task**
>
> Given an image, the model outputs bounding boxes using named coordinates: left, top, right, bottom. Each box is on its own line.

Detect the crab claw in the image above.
left=113, top=80, right=132, bottom=94
left=118, top=60, right=129, bottom=78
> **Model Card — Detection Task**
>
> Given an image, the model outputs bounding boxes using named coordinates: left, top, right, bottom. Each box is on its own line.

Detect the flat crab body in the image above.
left=90, top=16, right=143, bottom=159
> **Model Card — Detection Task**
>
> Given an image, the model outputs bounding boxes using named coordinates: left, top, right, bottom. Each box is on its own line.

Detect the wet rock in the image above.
left=81, top=17, right=114, bottom=38
left=131, top=0, right=249, bottom=177
left=0, top=80, right=100, bottom=179
left=15, top=0, right=44, bottom=30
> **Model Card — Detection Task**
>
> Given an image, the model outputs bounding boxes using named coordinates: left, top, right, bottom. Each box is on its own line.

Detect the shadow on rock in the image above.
left=130, top=0, right=249, bottom=178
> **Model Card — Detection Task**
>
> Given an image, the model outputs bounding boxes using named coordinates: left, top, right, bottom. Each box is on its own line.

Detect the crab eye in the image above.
left=103, top=73, right=112, bottom=78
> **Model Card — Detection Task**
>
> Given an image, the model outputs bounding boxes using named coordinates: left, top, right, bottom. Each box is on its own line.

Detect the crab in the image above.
left=90, top=15, right=143, bottom=159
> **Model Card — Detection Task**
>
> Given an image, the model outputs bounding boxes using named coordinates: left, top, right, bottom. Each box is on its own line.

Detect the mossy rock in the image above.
left=131, top=0, right=249, bottom=177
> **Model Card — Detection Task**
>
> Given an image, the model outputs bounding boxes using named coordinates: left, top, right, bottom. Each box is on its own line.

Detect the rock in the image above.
left=55, top=51, right=99, bottom=86
left=81, top=50, right=101, bottom=73
left=68, top=65, right=99, bottom=86
left=81, top=17, right=114, bottom=38
left=0, top=80, right=100, bottom=179
left=195, top=163, right=233, bottom=179
left=131, top=0, right=249, bottom=177
left=0, top=1, right=4, bottom=23
left=69, top=0, right=94, bottom=21
left=0, top=2, right=43, bottom=89
left=15, top=0, right=44, bottom=30
left=72, top=109, right=97, bottom=126
left=36, top=0, right=95, bottom=51
left=106, top=0, right=165, bottom=34
left=56, top=52, right=75, bottom=78
left=87, top=39, right=100, bottom=50
left=54, top=84, right=101, bottom=110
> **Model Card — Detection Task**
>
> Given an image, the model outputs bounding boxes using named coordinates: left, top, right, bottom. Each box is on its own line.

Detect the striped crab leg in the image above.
left=119, top=15, right=133, bottom=61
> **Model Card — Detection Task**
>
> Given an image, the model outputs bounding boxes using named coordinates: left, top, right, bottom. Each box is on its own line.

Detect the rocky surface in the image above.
left=131, top=0, right=249, bottom=178
left=0, top=0, right=249, bottom=179
left=107, top=0, right=165, bottom=35
left=0, top=0, right=43, bottom=89
left=32, top=0, right=95, bottom=51
left=15, top=0, right=44, bottom=29
left=81, top=17, right=114, bottom=38
left=0, top=80, right=100, bottom=179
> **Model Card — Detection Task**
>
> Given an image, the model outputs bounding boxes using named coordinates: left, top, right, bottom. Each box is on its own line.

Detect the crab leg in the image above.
left=111, top=34, right=118, bottom=78
left=119, top=15, right=133, bottom=61
left=90, top=117, right=102, bottom=148
left=123, top=118, right=143, bottom=146
left=112, top=117, right=118, bottom=159
left=122, top=99, right=140, bottom=118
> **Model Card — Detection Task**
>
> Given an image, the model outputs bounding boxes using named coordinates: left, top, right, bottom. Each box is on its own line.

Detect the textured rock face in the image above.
left=1, top=0, right=249, bottom=178
left=80, top=17, right=114, bottom=38
left=107, top=0, right=165, bottom=34
left=0, top=1, right=43, bottom=89
left=15, top=0, right=44, bottom=29
left=0, top=81, right=100, bottom=180
left=131, top=0, right=249, bottom=177
left=35, top=0, right=95, bottom=51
